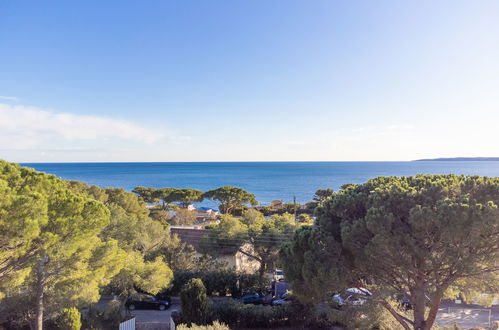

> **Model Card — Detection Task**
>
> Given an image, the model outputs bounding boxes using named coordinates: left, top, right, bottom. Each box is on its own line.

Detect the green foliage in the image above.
left=0, top=161, right=125, bottom=329
left=0, top=161, right=176, bottom=329
left=169, top=270, right=263, bottom=297
left=132, top=186, right=160, bottom=204
left=170, top=189, right=204, bottom=207
left=155, top=188, right=179, bottom=209
left=280, top=226, right=343, bottom=303
left=177, top=321, right=229, bottom=330
left=283, top=174, right=499, bottom=330
left=149, top=208, right=170, bottom=223
left=202, top=211, right=298, bottom=286
left=181, top=278, right=209, bottom=326
left=82, top=301, right=123, bottom=330
left=91, top=186, right=174, bottom=297
left=158, top=235, right=199, bottom=272
left=55, top=307, right=81, bottom=330
left=296, top=213, right=313, bottom=224
left=204, top=299, right=318, bottom=329
left=203, top=186, right=257, bottom=214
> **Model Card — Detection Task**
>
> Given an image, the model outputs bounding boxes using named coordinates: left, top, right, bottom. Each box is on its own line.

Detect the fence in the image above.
left=119, top=317, right=136, bottom=330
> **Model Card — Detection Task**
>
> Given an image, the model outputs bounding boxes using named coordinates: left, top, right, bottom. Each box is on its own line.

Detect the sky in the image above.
left=0, top=0, right=498, bottom=162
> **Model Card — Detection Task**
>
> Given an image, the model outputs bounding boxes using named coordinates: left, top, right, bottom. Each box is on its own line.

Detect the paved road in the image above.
left=128, top=297, right=180, bottom=324
left=435, top=303, right=499, bottom=329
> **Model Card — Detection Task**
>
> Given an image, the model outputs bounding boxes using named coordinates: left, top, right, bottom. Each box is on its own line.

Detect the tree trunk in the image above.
left=381, top=300, right=412, bottom=330
left=35, top=255, right=48, bottom=330
left=424, top=290, right=445, bottom=330
left=258, top=261, right=266, bottom=290
left=411, top=287, right=427, bottom=330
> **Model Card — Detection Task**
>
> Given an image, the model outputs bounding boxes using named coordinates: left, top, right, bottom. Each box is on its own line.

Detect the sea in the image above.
left=21, top=161, right=499, bottom=206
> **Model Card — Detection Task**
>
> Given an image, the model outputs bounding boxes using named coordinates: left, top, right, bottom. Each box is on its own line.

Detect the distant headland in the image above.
left=415, top=157, right=499, bottom=161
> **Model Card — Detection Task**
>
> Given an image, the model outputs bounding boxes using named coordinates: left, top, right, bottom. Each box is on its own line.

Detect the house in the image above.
left=196, top=207, right=220, bottom=218
left=270, top=200, right=283, bottom=210
left=170, top=226, right=259, bottom=273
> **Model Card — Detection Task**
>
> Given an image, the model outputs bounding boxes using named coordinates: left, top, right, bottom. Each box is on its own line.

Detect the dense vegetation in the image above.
left=0, top=161, right=183, bottom=329
left=201, top=210, right=303, bottom=286
left=2, top=161, right=498, bottom=330
left=281, top=175, right=499, bottom=330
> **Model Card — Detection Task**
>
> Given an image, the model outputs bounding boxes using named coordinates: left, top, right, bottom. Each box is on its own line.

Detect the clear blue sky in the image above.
left=1, top=1, right=498, bottom=162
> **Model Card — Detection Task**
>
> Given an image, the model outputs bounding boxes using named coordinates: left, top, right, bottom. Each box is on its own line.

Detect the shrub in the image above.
left=56, top=307, right=81, bottom=330
left=168, top=270, right=263, bottom=298
left=181, top=278, right=209, bottom=326
left=206, top=299, right=294, bottom=328
left=177, top=321, right=229, bottom=330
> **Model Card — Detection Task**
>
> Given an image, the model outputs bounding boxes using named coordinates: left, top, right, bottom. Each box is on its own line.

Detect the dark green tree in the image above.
left=155, top=188, right=178, bottom=210
left=203, top=186, right=257, bottom=214
left=55, top=307, right=81, bottom=330
left=180, top=278, right=209, bottom=326
left=132, top=186, right=160, bottom=204
left=0, top=161, right=124, bottom=330
left=171, top=189, right=204, bottom=207
left=282, top=175, right=499, bottom=330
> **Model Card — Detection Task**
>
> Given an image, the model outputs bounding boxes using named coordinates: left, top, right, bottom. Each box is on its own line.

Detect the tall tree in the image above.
left=171, top=189, right=204, bottom=208
left=180, top=278, right=208, bottom=326
left=155, top=188, right=178, bottom=210
left=0, top=161, right=125, bottom=330
left=203, top=186, right=257, bottom=214
left=282, top=175, right=499, bottom=330
left=67, top=182, right=174, bottom=308
left=132, top=186, right=160, bottom=205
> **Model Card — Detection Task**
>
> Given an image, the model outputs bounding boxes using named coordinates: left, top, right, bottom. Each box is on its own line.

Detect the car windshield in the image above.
left=276, top=271, right=283, bottom=275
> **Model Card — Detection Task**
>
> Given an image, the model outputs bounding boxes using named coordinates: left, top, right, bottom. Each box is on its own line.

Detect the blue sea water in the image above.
left=21, top=162, right=499, bottom=206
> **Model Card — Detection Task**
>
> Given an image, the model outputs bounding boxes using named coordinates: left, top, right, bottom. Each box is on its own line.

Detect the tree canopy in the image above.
left=281, top=175, right=499, bottom=330
left=0, top=161, right=125, bottom=330
left=132, top=187, right=204, bottom=209
left=0, top=161, right=176, bottom=329
left=203, top=186, right=257, bottom=214
left=202, top=211, right=299, bottom=285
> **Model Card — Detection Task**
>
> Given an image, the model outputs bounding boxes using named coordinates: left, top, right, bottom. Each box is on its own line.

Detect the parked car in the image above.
left=332, top=287, right=372, bottom=306
left=273, top=269, right=284, bottom=282
left=272, top=292, right=295, bottom=306
left=126, top=293, right=170, bottom=311
left=397, top=296, right=412, bottom=310
left=240, top=292, right=263, bottom=305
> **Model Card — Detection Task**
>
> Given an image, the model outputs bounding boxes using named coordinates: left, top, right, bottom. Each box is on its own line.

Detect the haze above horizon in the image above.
left=1, top=1, right=498, bottom=162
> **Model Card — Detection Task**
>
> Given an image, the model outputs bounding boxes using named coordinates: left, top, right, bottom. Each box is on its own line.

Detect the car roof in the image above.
left=345, top=287, right=372, bottom=295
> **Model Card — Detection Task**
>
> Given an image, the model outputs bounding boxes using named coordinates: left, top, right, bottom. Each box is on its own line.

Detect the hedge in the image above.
left=167, top=270, right=267, bottom=297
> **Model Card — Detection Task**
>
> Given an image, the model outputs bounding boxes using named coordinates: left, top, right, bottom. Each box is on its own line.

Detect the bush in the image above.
left=181, top=278, right=209, bottom=326
left=82, top=301, right=124, bottom=330
left=168, top=270, right=263, bottom=298
left=56, top=307, right=81, bottom=330
left=177, top=321, right=229, bottom=330
left=205, top=299, right=293, bottom=328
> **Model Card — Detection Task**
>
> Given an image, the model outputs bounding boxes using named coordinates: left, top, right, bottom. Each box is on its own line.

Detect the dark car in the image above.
left=126, top=293, right=170, bottom=311
left=240, top=292, right=263, bottom=305
left=272, top=292, right=295, bottom=306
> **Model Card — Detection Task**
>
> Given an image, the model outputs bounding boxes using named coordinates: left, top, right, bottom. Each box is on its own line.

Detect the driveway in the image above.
left=128, top=297, right=180, bottom=329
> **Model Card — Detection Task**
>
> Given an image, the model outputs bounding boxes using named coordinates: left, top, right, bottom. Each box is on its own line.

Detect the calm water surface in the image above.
left=22, top=162, right=499, bottom=205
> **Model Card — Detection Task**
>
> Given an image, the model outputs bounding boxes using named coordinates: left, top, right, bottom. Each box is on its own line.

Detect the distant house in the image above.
left=195, top=207, right=220, bottom=222
left=270, top=200, right=283, bottom=210
left=170, top=226, right=259, bottom=273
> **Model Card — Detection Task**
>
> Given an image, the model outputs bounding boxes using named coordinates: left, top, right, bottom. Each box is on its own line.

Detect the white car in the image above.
left=332, top=287, right=372, bottom=306
left=273, top=269, right=284, bottom=281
